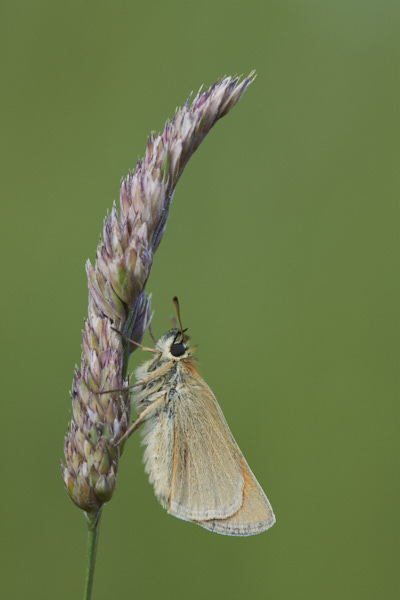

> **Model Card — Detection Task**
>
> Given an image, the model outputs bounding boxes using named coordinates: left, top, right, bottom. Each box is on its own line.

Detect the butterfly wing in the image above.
left=169, top=370, right=244, bottom=521
left=168, top=364, right=275, bottom=535
left=196, top=454, right=276, bottom=536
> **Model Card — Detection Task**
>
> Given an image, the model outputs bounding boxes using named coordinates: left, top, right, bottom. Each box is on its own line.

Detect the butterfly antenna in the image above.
left=148, top=322, right=157, bottom=344
left=172, top=296, right=185, bottom=339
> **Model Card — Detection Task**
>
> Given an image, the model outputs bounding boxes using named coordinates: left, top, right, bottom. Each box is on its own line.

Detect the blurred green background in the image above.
left=1, top=1, right=398, bottom=598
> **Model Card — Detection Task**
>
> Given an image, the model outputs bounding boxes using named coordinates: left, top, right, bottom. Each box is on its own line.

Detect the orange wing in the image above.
left=168, top=363, right=275, bottom=535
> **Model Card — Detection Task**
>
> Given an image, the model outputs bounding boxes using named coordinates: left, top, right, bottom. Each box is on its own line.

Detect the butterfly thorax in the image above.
left=133, top=328, right=196, bottom=414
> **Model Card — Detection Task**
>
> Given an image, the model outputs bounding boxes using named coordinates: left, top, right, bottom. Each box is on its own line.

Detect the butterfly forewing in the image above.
left=169, top=368, right=244, bottom=521
left=196, top=455, right=275, bottom=535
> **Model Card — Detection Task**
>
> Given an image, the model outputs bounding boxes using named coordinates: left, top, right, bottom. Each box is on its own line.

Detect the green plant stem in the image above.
left=84, top=509, right=102, bottom=600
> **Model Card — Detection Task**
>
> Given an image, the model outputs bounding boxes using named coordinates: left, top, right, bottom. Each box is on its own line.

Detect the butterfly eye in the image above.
left=170, top=342, right=186, bottom=357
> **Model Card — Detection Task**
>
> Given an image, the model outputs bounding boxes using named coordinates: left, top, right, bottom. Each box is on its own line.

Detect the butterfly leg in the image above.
left=99, top=360, right=175, bottom=395
left=116, top=392, right=167, bottom=445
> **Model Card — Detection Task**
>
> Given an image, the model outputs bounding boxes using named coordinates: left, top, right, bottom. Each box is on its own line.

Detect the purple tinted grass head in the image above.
left=62, top=73, right=255, bottom=515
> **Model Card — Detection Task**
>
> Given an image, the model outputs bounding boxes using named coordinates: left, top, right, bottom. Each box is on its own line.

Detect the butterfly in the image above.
left=117, top=298, right=275, bottom=536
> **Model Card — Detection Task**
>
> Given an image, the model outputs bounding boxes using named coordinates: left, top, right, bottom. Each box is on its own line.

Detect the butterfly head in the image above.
left=156, top=328, right=192, bottom=361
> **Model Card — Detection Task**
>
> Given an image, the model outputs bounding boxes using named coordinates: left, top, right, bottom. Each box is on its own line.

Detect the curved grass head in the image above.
left=60, top=73, right=260, bottom=599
